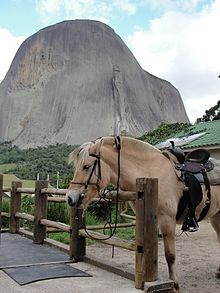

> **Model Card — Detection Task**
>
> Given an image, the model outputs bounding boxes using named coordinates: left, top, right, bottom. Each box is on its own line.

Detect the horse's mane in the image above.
left=68, top=141, right=95, bottom=168
left=120, top=136, right=159, bottom=152
left=69, top=136, right=160, bottom=168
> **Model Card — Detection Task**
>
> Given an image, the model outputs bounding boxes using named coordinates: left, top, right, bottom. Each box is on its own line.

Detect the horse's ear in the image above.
left=88, top=137, right=104, bottom=155
left=88, top=143, right=98, bottom=156
left=68, top=147, right=82, bottom=164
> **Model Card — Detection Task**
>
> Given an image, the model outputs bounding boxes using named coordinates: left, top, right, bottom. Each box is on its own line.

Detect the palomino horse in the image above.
left=66, top=136, right=220, bottom=291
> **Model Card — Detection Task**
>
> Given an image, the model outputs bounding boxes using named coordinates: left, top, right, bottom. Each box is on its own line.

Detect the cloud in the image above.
left=127, top=0, right=220, bottom=123
left=143, top=0, right=209, bottom=12
left=36, top=0, right=137, bottom=24
left=0, top=28, right=25, bottom=82
left=112, top=0, right=137, bottom=15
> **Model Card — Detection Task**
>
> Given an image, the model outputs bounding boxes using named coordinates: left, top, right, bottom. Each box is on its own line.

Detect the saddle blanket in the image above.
left=207, top=158, right=220, bottom=185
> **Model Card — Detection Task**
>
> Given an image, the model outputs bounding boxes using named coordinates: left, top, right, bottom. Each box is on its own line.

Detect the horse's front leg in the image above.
left=210, top=211, right=220, bottom=278
left=216, top=266, right=220, bottom=278
left=160, top=216, right=179, bottom=292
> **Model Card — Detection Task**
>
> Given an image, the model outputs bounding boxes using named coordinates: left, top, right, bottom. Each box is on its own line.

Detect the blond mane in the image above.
left=68, top=142, right=94, bottom=168
left=69, top=136, right=160, bottom=169
left=68, top=137, right=104, bottom=168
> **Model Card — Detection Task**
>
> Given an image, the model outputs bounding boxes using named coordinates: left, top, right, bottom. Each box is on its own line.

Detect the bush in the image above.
left=47, top=201, right=70, bottom=224
left=1, top=198, right=10, bottom=228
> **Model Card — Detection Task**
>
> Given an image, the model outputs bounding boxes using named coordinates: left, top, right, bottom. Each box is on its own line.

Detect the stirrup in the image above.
left=181, top=217, right=199, bottom=232
left=187, top=226, right=198, bottom=232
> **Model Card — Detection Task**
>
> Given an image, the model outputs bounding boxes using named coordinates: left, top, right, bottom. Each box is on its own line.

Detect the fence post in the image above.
left=69, top=207, right=85, bottom=261
left=0, top=174, right=3, bottom=234
left=9, top=181, right=22, bottom=233
left=135, top=178, right=158, bottom=289
left=33, top=180, right=48, bottom=244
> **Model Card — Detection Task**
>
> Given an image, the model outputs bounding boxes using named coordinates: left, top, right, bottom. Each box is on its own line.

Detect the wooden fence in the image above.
left=0, top=174, right=174, bottom=292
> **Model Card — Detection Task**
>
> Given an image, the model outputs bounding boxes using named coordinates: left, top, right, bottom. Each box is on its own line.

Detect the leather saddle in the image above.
left=167, top=142, right=214, bottom=232
left=181, top=149, right=214, bottom=175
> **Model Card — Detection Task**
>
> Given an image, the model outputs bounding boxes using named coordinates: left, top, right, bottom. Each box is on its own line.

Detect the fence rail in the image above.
left=0, top=174, right=173, bottom=291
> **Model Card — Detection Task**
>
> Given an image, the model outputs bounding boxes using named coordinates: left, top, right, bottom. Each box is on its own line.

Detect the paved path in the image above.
left=0, top=261, right=139, bottom=293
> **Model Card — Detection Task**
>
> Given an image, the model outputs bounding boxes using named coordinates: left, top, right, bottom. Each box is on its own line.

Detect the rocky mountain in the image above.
left=0, top=20, right=189, bottom=148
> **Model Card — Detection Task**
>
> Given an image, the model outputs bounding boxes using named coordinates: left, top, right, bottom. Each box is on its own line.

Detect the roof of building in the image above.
left=155, top=120, right=220, bottom=150
left=180, top=120, right=220, bottom=149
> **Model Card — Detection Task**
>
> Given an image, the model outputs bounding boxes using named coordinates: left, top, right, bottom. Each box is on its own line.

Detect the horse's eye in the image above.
left=83, top=165, right=90, bottom=170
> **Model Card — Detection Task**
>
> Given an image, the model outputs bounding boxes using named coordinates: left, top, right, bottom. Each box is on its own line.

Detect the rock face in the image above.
left=0, top=20, right=189, bottom=148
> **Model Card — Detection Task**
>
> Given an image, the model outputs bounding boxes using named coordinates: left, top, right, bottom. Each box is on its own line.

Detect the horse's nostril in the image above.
left=68, top=196, right=72, bottom=205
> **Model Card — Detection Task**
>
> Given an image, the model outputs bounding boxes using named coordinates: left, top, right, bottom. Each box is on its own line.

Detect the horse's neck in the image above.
left=122, top=137, right=160, bottom=159
left=104, top=137, right=162, bottom=189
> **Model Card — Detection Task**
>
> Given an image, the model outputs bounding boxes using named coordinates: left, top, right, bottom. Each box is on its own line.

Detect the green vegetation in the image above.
left=0, top=163, right=16, bottom=173
left=49, top=232, right=70, bottom=244
left=1, top=195, right=135, bottom=244
left=0, top=143, right=75, bottom=188
left=1, top=122, right=192, bottom=244
left=196, top=100, right=220, bottom=123
left=138, top=122, right=191, bottom=145
left=2, top=174, right=49, bottom=188
left=0, top=122, right=192, bottom=188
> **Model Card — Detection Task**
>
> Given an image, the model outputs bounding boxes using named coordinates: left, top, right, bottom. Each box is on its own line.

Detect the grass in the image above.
left=48, top=206, right=135, bottom=245
left=115, top=227, right=135, bottom=240
left=48, top=225, right=135, bottom=246
left=2, top=193, right=135, bottom=245
left=2, top=173, right=54, bottom=188
left=49, top=232, right=70, bottom=245
left=2, top=174, right=21, bottom=186
left=0, top=163, right=16, bottom=173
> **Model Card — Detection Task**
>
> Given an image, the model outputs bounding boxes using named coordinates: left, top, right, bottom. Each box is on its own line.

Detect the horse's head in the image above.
left=66, top=138, right=114, bottom=210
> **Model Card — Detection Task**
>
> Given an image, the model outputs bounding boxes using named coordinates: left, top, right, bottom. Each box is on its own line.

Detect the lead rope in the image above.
left=83, top=136, right=121, bottom=241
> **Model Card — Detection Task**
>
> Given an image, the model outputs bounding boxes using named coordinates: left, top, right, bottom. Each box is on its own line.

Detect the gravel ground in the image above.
left=86, top=220, right=220, bottom=293
left=0, top=221, right=219, bottom=293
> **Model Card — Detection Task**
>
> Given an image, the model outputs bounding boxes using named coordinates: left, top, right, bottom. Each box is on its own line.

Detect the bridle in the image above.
left=84, top=153, right=102, bottom=191
left=71, top=139, right=104, bottom=197
left=70, top=136, right=122, bottom=240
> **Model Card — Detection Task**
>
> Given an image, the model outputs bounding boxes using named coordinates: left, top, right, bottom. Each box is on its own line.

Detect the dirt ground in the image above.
left=86, top=220, right=220, bottom=293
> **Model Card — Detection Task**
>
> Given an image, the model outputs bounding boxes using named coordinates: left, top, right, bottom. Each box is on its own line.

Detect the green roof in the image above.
left=176, top=120, right=220, bottom=149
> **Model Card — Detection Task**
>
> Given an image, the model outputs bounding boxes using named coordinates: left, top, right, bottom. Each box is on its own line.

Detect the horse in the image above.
left=66, top=136, right=220, bottom=292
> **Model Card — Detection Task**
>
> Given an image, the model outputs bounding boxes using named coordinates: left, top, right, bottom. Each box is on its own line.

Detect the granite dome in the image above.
left=0, top=20, right=189, bottom=148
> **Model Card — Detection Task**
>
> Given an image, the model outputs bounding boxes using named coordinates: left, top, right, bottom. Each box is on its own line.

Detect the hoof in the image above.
left=216, top=269, right=220, bottom=278
left=174, top=282, right=180, bottom=293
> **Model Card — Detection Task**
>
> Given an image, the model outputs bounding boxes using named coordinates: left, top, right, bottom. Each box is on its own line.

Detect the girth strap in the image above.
left=197, top=170, right=211, bottom=222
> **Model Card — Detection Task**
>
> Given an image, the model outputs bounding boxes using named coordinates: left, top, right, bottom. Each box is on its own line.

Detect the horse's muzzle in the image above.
left=67, top=196, right=75, bottom=206
left=66, top=189, right=85, bottom=207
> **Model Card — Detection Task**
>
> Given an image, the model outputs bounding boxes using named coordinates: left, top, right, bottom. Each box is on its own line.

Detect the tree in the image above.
left=196, top=100, right=220, bottom=123
left=138, top=122, right=191, bottom=145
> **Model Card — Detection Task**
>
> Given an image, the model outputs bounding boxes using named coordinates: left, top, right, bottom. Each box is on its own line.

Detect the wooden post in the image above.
left=0, top=174, right=3, bottom=234
left=69, top=207, right=85, bottom=261
left=33, top=180, right=48, bottom=244
left=9, top=181, right=22, bottom=233
left=135, top=178, right=145, bottom=289
left=135, top=178, right=158, bottom=289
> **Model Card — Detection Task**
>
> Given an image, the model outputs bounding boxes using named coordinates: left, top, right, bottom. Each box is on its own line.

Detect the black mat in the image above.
left=3, top=263, right=91, bottom=285
left=0, top=233, right=70, bottom=268
left=0, top=233, right=91, bottom=285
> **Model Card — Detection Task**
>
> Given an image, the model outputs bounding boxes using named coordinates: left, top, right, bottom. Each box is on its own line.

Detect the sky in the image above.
left=0, top=0, right=220, bottom=123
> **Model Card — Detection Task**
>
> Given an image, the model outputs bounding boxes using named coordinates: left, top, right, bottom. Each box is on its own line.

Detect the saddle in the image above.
left=167, top=142, right=214, bottom=232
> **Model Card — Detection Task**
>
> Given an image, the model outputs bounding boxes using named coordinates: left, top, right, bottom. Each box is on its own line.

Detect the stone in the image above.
left=0, top=20, right=189, bottom=148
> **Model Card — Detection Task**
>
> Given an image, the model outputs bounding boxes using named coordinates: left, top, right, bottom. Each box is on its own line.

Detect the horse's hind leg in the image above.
left=159, top=216, right=179, bottom=292
left=210, top=211, right=220, bottom=278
